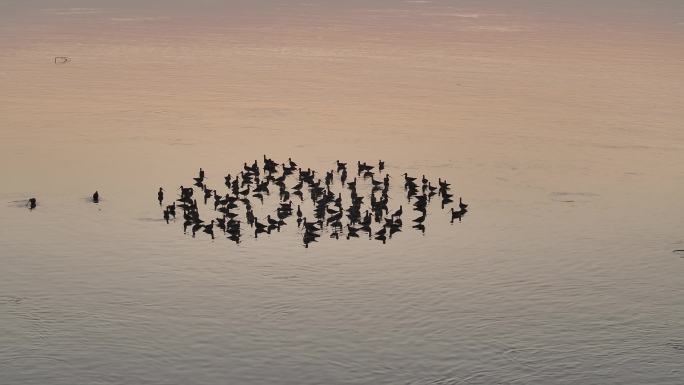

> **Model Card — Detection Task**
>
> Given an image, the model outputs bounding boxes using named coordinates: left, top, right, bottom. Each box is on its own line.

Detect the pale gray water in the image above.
left=1, top=1, right=683, bottom=384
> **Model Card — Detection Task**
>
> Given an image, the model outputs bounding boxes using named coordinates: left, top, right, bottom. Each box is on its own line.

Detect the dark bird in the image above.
left=266, top=215, right=281, bottom=229
left=451, top=207, right=467, bottom=222
left=92, top=191, right=99, bottom=203
left=302, top=218, right=320, bottom=232
left=336, top=160, right=347, bottom=172
left=459, top=197, right=468, bottom=210
left=192, top=222, right=203, bottom=237
left=346, top=225, right=359, bottom=239
left=166, top=202, right=176, bottom=218
left=203, top=220, right=215, bottom=239
left=255, top=226, right=269, bottom=238
left=28, top=198, right=37, bottom=210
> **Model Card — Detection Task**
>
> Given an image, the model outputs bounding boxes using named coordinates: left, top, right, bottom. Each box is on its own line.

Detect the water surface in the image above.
left=1, top=1, right=683, bottom=384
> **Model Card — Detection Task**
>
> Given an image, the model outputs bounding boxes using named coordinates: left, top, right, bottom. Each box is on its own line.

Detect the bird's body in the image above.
left=392, top=205, right=403, bottom=218
left=459, top=197, right=468, bottom=210
left=451, top=207, right=467, bottom=222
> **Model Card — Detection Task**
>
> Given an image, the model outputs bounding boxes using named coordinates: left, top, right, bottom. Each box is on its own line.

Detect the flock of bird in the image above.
left=157, top=157, right=468, bottom=247
left=20, top=158, right=467, bottom=247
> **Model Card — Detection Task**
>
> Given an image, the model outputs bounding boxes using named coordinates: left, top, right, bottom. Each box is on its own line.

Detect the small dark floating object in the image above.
left=28, top=198, right=37, bottom=210
left=54, top=56, right=71, bottom=64
left=92, top=191, right=99, bottom=203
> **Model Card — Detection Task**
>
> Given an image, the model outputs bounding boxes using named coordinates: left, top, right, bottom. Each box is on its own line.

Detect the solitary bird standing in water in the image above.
left=158, top=187, right=164, bottom=206
left=92, top=191, right=99, bottom=203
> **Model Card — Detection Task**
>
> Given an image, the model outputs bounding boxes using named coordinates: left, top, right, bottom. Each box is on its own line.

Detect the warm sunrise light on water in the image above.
left=1, top=1, right=683, bottom=384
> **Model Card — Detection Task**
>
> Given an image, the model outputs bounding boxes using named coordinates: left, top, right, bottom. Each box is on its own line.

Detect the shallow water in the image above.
left=1, top=1, right=684, bottom=384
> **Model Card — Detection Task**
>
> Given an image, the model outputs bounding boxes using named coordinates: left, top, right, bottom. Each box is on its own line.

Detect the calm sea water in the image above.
left=1, top=1, right=683, bottom=384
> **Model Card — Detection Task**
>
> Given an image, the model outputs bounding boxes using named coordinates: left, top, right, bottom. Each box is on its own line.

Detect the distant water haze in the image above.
left=2, top=0, right=683, bottom=36
left=0, top=1, right=683, bottom=384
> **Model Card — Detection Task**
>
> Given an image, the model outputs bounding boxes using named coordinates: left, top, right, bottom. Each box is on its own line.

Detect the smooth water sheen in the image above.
left=1, top=1, right=683, bottom=384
